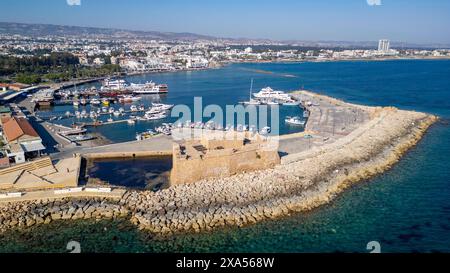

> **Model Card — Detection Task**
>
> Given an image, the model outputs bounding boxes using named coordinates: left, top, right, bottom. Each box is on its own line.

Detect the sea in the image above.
left=1, top=60, right=449, bottom=253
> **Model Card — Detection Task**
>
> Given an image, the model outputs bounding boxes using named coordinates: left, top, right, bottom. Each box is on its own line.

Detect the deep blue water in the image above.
left=1, top=60, right=449, bottom=253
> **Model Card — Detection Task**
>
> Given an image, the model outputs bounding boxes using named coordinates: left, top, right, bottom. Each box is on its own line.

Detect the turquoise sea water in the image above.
left=1, top=60, right=449, bottom=253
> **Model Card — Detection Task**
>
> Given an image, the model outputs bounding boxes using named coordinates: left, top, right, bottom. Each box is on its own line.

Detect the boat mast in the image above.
left=249, top=78, right=254, bottom=100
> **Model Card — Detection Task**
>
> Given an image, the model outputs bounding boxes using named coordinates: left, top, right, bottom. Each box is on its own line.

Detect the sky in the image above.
left=0, top=0, right=449, bottom=44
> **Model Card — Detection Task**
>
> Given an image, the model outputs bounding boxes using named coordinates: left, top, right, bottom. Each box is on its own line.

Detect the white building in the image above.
left=378, top=39, right=390, bottom=52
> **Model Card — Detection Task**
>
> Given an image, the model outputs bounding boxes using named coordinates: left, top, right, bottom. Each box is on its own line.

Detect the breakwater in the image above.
left=0, top=197, right=128, bottom=233
left=122, top=109, right=437, bottom=235
left=0, top=93, right=438, bottom=236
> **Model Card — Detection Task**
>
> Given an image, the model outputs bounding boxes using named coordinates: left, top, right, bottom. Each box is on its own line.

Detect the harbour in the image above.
left=0, top=60, right=449, bottom=253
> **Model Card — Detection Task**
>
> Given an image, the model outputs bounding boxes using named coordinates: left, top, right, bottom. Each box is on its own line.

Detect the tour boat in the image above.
left=131, top=81, right=169, bottom=94
left=102, top=78, right=128, bottom=91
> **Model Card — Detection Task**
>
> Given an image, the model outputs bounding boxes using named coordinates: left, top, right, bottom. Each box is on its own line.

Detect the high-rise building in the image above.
left=378, top=39, right=390, bottom=52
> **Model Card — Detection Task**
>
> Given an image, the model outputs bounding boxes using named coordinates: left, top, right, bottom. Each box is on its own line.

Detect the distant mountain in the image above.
left=0, top=22, right=217, bottom=41
left=0, top=22, right=448, bottom=49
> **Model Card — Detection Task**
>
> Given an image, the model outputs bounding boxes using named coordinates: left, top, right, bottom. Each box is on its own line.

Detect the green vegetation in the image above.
left=0, top=52, right=122, bottom=84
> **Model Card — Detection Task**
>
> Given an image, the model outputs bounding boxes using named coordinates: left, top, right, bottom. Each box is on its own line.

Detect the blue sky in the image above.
left=0, top=0, right=449, bottom=44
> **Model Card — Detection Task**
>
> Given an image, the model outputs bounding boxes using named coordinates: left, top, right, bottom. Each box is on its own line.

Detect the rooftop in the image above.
left=2, top=117, right=39, bottom=142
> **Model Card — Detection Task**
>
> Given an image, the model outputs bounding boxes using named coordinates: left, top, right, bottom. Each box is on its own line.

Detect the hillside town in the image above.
left=1, top=33, right=450, bottom=77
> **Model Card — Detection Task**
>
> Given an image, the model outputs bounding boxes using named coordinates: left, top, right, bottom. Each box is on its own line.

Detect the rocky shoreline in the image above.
left=0, top=103, right=438, bottom=236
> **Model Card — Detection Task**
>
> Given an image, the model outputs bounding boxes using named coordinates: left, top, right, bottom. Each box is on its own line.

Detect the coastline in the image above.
left=37, top=56, right=450, bottom=91
left=0, top=91, right=438, bottom=236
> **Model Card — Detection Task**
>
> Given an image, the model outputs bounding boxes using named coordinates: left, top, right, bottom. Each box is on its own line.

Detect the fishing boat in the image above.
left=285, top=116, right=306, bottom=126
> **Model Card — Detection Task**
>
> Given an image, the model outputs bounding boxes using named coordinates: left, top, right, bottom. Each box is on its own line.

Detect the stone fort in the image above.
left=170, top=132, right=280, bottom=185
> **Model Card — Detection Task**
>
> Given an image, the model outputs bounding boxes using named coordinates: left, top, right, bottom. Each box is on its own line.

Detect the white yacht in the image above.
left=253, top=87, right=292, bottom=101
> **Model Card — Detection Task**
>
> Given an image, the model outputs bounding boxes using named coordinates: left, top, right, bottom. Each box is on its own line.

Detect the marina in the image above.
left=28, top=71, right=306, bottom=145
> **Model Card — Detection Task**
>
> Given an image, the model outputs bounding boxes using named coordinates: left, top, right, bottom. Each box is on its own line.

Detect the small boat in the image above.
left=144, top=112, right=167, bottom=120
left=80, top=98, right=87, bottom=105
left=102, top=99, right=110, bottom=106
left=118, top=107, right=125, bottom=113
left=127, top=119, right=136, bottom=125
left=108, top=107, right=115, bottom=114
left=260, top=126, right=271, bottom=135
left=130, top=105, right=138, bottom=112
left=113, top=111, right=121, bottom=117
left=138, top=105, right=145, bottom=111
left=151, top=103, right=174, bottom=111
left=136, top=129, right=157, bottom=141
left=90, top=99, right=101, bottom=105
left=101, top=107, right=108, bottom=113
left=283, top=100, right=300, bottom=106
left=73, top=100, right=80, bottom=107
left=285, top=116, right=306, bottom=126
